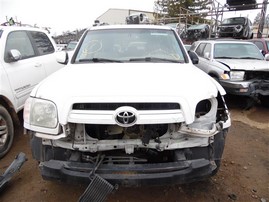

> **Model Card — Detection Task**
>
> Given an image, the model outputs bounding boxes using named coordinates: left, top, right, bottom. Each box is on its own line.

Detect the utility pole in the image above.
left=257, top=0, right=268, bottom=38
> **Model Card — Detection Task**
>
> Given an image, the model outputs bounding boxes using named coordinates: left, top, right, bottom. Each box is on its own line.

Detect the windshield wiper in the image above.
left=214, top=56, right=238, bottom=59
left=78, top=58, right=123, bottom=63
left=237, top=57, right=262, bottom=60
left=129, top=57, right=182, bottom=63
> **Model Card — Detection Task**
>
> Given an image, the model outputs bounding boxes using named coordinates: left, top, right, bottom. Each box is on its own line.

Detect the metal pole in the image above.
left=257, top=0, right=268, bottom=38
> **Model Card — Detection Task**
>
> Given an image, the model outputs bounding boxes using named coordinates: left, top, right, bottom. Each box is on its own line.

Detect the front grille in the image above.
left=245, top=71, right=269, bottom=80
left=220, top=27, right=234, bottom=33
left=73, top=103, right=180, bottom=110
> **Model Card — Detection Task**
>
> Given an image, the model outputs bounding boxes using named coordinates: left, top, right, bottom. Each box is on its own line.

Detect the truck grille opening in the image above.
left=245, top=71, right=269, bottom=80
left=72, top=103, right=180, bottom=110
left=85, top=124, right=168, bottom=141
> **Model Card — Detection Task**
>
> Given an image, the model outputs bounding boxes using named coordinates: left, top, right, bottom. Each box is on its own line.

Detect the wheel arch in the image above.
left=0, top=95, right=20, bottom=126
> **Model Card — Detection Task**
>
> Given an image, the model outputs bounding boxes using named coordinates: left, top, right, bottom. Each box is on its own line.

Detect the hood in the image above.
left=32, top=63, right=223, bottom=124
left=216, top=59, right=269, bottom=71
left=34, top=63, right=220, bottom=99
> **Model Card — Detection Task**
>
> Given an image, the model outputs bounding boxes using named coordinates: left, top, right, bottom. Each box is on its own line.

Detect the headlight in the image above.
left=235, top=25, right=243, bottom=32
left=229, top=71, right=245, bottom=81
left=24, top=97, right=58, bottom=128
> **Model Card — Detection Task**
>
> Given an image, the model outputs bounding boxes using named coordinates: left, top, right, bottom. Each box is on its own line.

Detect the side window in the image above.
left=195, top=43, right=206, bottom=57
left=202, top=43, right=211, bottom=58
left=29, top=31, right=54, bottom=55
left=254, top=41, right=264, bottom=51
left=5, top=31, right=35, bottom=61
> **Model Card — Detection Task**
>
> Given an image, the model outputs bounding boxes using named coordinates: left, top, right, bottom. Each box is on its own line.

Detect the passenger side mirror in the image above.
left=204, top=52, right=210, bottom=60
left=188, top=51, right=199, bottom=64
left=7, top=49, right=22, bottom=62
left=265, top=54, right=269, bottom=61
left=56, top=51, right=69, bottom=65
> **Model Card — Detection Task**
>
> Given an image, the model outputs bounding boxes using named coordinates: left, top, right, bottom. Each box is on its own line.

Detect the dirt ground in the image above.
left=0, top=96, right=268, bottom=202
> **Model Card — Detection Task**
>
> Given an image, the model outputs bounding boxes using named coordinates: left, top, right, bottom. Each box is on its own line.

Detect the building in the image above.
left=96, top=8, right=155, bottom=25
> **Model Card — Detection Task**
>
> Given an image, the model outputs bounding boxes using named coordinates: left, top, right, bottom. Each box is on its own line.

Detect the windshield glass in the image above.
left=266, top=41, right=269, bottom=51
left=74, top=28, right=185, bottom=63
left=214, top=43, right=264, bottom=60
left=0, top=30, right=3, bottom=38
left=221, top=17, right=245, bottom=25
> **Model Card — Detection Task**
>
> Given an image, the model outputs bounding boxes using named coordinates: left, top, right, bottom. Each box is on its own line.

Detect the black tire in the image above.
left=0, top=105, right=14, bottom=159
left=260, top=95, right=269, bottom=108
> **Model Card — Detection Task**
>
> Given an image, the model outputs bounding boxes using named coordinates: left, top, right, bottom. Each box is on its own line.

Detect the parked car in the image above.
left=226, top=0, right=257, bottom=10
left=249, top=38, right=269, bottom=56
left=65, top=41, right=77, bottom=51
left=0, top=26, right=63, bottom=158
left=126, top=13, right=149, bottom=24
left=184, top=44, right=191, bottom=51
left=184, top=24, right=210, bottom=41
left=164, top=23, right=185, bottom=35
left=190, top=39, right=269, bottom=107
left=24, top=25, right=231, bottom=193
left=218, top=17, right=253, bottom=39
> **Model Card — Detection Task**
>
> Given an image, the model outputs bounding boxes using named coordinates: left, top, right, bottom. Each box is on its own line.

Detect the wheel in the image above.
left=260, top=95, right=269, bottom=108
left=0, top=105, right=14, bottom=159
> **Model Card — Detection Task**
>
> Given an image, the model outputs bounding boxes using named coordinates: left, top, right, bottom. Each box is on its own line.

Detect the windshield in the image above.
left=0, top=30, right=3, bottom=38
left=267, top=41, right=269, bottom=51
left=74, top=28, right=186, bottom=63
left=221, top=17, right=245, bottom=25
left=214, top=43, right=264, bottom=60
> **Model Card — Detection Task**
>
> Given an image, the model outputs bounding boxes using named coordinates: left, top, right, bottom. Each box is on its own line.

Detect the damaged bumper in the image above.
left=220, top=79, right=269, bottom=97
left=40, top=158, right=214, bottom=186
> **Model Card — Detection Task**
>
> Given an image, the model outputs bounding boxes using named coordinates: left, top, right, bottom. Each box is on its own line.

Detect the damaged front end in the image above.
left=27, top=93, right=230, bottom=186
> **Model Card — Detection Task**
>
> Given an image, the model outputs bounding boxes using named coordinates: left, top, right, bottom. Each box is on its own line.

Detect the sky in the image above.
left=0, top=0, right=268, bottom=36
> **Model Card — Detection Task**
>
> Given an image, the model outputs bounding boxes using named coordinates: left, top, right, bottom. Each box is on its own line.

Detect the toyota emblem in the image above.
left=115, top=107, right=137, bottom=127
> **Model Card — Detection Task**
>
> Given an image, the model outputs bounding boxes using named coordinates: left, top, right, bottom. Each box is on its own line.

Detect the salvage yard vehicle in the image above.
left=190, top=39, right=269, bottom=107
left=0, top=26, right=63, bottom=158
left=24, top=25, right=231, bottom=193
left=184, top=24, right=210, bottom=41
left=218, top=17, right=253, bottom=39
left=249, top=38, right=269, bottom=56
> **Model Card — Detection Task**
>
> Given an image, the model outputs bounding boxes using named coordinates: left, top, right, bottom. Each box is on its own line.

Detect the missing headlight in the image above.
left=195, top=99, right=212, bottom=118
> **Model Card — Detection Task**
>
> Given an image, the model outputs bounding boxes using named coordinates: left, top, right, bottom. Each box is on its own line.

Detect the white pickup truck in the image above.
left=0, top=26, right=63, bottom=158
left=24, top=25, right=231, bottom=191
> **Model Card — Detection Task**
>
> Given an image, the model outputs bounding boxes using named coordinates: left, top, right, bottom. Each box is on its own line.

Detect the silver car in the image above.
left=190, top=39, right=269, bottom=107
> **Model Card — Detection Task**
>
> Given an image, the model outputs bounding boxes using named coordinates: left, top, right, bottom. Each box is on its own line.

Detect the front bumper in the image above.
left=40, top=158, right=214, bottom=186
left=220, top=79, right=269, bottom=97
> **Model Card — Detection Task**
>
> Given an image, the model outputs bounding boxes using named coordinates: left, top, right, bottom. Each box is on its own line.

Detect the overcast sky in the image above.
left=0, top=0, right=267, bottom=36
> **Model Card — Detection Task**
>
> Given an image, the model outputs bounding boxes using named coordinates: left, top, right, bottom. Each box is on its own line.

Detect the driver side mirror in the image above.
left=188, top=51, right=199, bottom=64
left=7, top=49, right=22, bottom=63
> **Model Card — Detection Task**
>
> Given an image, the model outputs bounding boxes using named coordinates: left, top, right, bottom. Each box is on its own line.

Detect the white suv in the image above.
left=0, top=26, right=63, bottom=158
left=24, top=25, right=231, bottom=188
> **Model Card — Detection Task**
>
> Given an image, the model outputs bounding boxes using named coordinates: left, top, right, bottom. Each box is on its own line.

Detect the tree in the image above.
left=253, top=12, right=261, bottom=25
left=155, top=0, right=211, bottom=24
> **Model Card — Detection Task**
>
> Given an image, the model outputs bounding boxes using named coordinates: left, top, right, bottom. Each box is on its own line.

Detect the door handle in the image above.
left=34, top=63, right=42, bottom=67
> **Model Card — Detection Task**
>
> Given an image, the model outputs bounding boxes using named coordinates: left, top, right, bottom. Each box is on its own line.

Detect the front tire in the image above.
left=260, top=95, right=269, bottom=107
left=0, top=105, right=14, bottom=159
